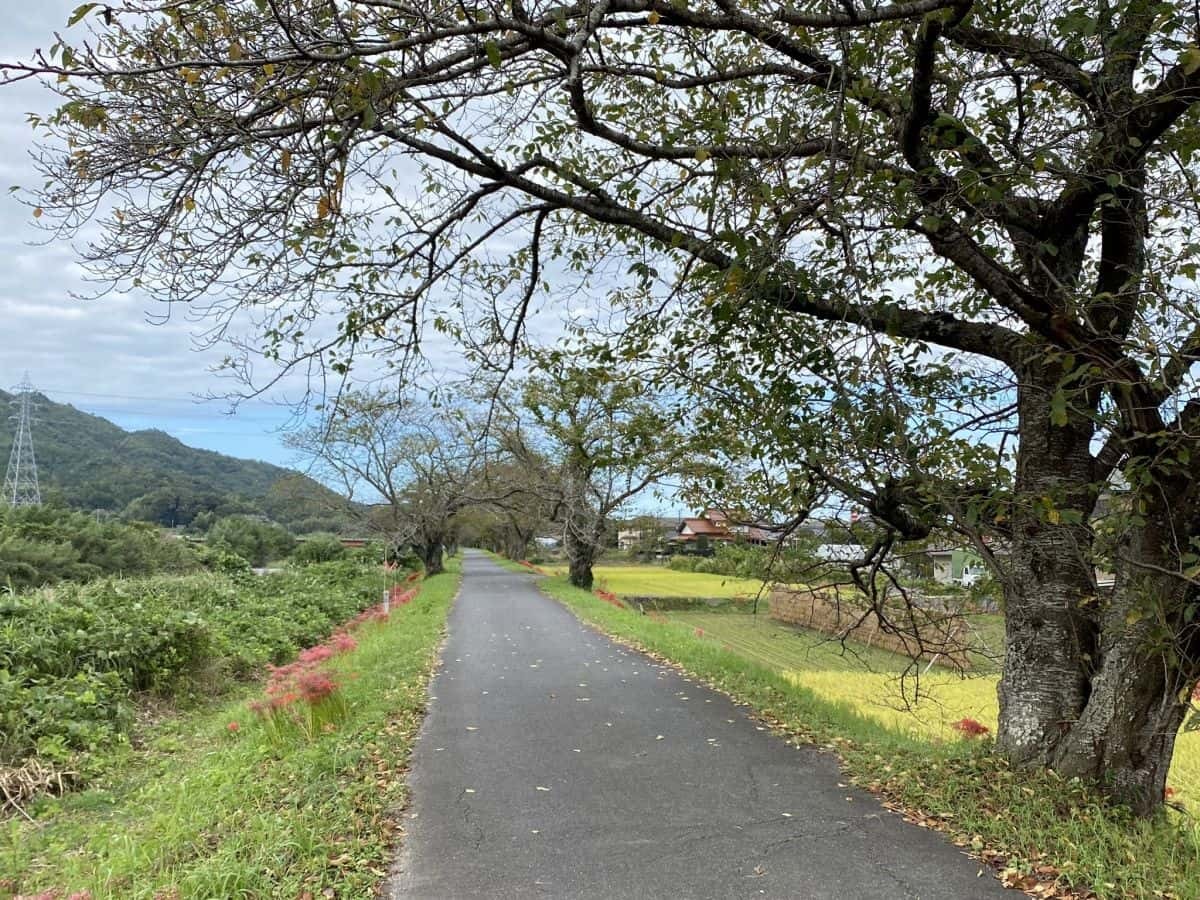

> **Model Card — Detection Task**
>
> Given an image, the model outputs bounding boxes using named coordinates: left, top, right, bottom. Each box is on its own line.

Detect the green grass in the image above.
left=537, top=574, right=1200, bottom=899
left=546, top=563, right=767, bottom=599
left=0, top=562, right=461, bottom=899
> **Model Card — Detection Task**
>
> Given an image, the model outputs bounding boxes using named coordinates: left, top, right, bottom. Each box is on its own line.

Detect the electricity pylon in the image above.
left=3, top=373, right=42, bottom=507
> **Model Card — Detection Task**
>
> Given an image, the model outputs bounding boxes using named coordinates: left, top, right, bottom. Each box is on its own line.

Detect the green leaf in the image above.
left=1050, top=389, right=1069, bottom=426
left=1183, top=46, right=1200, bottom=76
left=68, top=3, right=99, bottom=26
left=485, top=41, right=502, bottom=69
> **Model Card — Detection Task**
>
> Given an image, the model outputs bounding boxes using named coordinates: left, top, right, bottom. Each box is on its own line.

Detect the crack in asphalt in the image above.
left=455, top=788, right=485, bottom=852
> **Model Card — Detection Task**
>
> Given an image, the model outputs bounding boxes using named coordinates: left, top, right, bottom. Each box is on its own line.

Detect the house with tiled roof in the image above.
left=670, top=508, right=785, bottom=549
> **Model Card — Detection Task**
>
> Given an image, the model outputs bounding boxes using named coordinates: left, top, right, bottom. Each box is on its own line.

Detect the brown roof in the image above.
left=683, top=516, right=728, bottom=535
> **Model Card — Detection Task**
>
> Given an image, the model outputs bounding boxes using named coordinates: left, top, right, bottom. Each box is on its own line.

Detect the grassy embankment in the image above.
left=524, top=561, right=1200, bottom=899
left=0, top=562, right=460, bottom=899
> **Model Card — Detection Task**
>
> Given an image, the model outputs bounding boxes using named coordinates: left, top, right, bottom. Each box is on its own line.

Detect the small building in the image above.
left=616, top=517, right=678, bottom=551
left=927, top=548, right=985, bottom=585
left=669, top=508, right=787, bottom=551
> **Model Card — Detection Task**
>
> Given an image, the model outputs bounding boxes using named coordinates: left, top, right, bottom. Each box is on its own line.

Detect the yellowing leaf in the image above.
left=281, top=149, right=292, bottom=173
left=316, top=195, right=330, bottom=219
left=694, top=147, right=710, bottom=163
left=263, top=62, right=276, bottom=77
left=648, top=10, right=661, bottom=24
left=183, top=196, right=195, bottom=212
left=1183, top=46, right=1200, bottom=76
left=1046, top=507, right=1061, bottom=525
left=32, top=207, right=43, bottom=218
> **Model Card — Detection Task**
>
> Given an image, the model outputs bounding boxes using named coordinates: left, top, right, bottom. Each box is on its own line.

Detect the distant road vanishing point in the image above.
left=388, top=550, right=1009, bottom=899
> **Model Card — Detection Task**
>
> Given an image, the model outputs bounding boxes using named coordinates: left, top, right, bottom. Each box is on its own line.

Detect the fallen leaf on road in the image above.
left=656, top=735, right=664, bottom=740
left=536, top=786, right=551, bottom=792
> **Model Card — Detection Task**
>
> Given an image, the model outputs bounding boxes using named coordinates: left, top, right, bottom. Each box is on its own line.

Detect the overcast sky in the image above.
left=0, top=3, right=542, bottom=472
left=0, top=2, right=316, bottom=465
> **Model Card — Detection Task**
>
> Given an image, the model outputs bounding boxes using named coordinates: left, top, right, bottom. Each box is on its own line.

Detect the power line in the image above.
left=4, top=372, right=42, bottom=507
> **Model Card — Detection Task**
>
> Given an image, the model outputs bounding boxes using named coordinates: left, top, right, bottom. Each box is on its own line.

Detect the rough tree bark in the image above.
left=565, top=528, right=601, bottom=591
left=562, top=479, right=603, bottom=591
left=418, top=533, right=445, bottom=578
left=997, top=363, right=1200, bottom=812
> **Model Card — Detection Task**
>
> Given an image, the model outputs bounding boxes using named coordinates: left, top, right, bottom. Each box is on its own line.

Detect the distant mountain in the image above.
left=0, top=390, right=353, bottom=531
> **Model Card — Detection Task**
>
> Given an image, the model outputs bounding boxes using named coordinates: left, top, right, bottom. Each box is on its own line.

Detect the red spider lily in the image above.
left=388, top=585, right=418, bottom=606
left=329, top=632, right=357, bottom=653
left=252, top=592, right=403, bottom=722
left=297, top=671, right=339, bottom=703
left=950, top=718, right=991, bottom=738
left=594, top=589, right=623, bottom=609
left=226, top=721, right=240, bottom=732
left=1166, top=786, right=1177, bottom=800
left=269, top=691, right=300, bottom=710
left=298, top=645, right=335, bottom=665
left=694, top=627, right=705, bottom=638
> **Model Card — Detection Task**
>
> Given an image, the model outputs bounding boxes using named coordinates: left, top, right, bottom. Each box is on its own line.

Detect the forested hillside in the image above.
left=0, top=389, right=353, bottom=531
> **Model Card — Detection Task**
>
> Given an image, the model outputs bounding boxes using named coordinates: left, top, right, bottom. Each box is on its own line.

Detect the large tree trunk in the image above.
left=419, top=535, right=445, bottom=577
left=503, top=521, right=533, bottom=560
left=998, top=366, right=1200, bottom=813
left=562, top=471, right=603, bottom=590
left=565, top=523, right=600, bottom=590
left=996, top=365, right=1099, bottom=764
left=1047, top=489, right=1197, bottom=814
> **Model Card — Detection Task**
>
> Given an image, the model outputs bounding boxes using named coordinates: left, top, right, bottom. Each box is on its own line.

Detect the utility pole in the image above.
left=4, top=373, right=42, bottom=507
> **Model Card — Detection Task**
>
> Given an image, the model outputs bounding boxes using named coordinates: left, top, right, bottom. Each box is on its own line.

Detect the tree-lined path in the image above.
left=389, top=551, right=1007, bottom=899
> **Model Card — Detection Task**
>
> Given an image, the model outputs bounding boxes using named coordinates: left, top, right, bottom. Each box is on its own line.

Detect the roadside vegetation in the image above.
left=0, top=504, right=199, bottom=592
left=0, top=561, right=458, bottom=899
left=530, top=567, right=1200, bottom=899
left=0, top=559, right=390, bottom=774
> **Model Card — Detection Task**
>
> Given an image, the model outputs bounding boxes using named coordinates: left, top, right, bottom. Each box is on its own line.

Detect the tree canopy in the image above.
left=11, top=0, right=1200, bottom=812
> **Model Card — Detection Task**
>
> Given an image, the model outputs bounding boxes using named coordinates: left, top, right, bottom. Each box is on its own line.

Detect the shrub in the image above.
left=0, top=563, right=386, bottom=767
left=0, top=505, right=200, bottom=592
left=293, top=533, right=346, bottom=564
left=206, top=515, right=296, bottom=567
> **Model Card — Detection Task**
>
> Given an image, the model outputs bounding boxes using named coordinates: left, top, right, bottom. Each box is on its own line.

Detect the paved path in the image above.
left=389, top=551, right=1008, bottom=899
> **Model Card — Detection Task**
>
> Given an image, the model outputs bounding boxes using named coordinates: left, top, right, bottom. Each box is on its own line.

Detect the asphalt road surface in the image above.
left=388, top=550, right=1008, bottom=899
